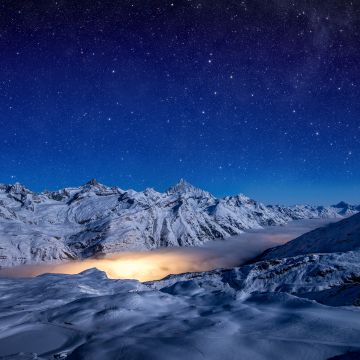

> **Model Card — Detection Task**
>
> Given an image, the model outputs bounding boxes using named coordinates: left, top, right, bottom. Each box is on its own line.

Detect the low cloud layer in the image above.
left=1, top=219, right=335, bottom=281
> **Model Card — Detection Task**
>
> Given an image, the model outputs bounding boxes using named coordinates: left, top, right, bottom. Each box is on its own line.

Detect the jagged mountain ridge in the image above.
left=0, top=179, right=357, bottom=267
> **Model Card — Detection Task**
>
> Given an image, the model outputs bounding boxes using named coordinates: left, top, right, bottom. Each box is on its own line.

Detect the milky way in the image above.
left=0, top=1, right=359, bottom=203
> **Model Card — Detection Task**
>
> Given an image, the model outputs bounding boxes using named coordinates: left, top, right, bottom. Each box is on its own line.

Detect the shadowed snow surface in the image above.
left=1, top=207, right=360, bottom=359
left=1, top=245, right=360, bottom=360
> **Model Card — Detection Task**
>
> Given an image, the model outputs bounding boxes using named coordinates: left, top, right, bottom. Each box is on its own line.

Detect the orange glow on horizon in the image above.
left=1, top=250, right=227, bottom=282
left=2, top=219, right=331, bottom=281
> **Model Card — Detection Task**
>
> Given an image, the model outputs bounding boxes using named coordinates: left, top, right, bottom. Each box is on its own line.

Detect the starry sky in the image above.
left=0, top=0, right=360, bottom=204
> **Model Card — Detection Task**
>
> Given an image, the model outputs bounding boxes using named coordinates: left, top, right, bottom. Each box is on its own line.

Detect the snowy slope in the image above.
left=1, top=214, right=360, bottom=359
left=151, top=250, right=360, bottom=306
left=259, top=212, right=360, bottom=260
left=0, top=179, right=357, bottom=267
left=1, top=262, right=360, bottom=359
left=149, top=212, right=360, bottom=306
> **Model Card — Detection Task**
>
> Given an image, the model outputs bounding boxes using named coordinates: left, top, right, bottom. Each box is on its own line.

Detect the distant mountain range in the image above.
left=0, top=178, right=358, bottom=267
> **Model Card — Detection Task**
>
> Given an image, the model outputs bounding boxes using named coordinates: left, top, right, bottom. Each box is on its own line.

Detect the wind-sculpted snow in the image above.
left=151, top=250, right=360, bottom=306
left=1, top=260, right=360, bottom=359
left=0, top=179, right=357, bottom=267
left=1, top=215, right=360, bottom=359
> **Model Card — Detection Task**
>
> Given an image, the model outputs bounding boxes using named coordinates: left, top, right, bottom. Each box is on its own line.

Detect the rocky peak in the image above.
left=81, top=178, right=110, bottom=192
left=86, top=178, right=99, bottom=186
left=167, top=179, right=200, bottom=194
left=230, top=193, right=252, bottom=202
left=5, top=182, right=32, bottom=195
left=333, top=201, right=350, bottom=209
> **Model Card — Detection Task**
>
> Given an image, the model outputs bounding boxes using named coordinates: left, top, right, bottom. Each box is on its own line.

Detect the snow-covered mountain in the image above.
left=1, top=213, right=360, bottom=359
left=151, top=211, right=360, bottom=307
left=0, top=179, right=357, bottom=267
left=259, top=212, right=360, bottom=260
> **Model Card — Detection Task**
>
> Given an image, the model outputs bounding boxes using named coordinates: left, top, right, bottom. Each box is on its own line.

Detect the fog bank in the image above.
left=0, top=219, right=336, bottom=281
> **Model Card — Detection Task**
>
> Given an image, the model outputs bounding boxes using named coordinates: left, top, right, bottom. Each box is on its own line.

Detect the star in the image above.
left=1, top=0, right=359, bottom=204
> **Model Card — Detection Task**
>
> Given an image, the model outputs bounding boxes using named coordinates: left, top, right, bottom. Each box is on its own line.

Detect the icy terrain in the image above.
left=1, top=214, right=360, bottom=359
left=0, top=179, right=357, bottom=267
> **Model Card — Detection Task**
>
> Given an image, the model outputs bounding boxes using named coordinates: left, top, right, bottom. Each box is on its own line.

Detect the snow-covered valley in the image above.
left=1, top=181, right=360, bottom=359
left=1, top=214, right=360, bottom=359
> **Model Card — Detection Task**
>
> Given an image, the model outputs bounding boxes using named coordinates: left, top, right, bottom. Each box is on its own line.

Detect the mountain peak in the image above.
left=86, top=178, right=99, bottom=186
left=177, top=178, right=192, bottom=187
left=333, top=201, right=350, bottom=208
left=167, top=179, right=198, bottom=194
left=166, top=179, right=215, bottom=199
left=80, top=178, right=111, bottom=193
left=4, top=182, right=32, bottom=195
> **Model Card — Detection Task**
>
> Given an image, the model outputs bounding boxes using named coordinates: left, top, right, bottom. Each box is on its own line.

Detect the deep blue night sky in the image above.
left=0, top=1, right=360, bottom=204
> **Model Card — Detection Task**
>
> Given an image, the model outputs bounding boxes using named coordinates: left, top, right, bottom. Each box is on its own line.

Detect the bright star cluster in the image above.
left=0, top=1, right=359, bottom=204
